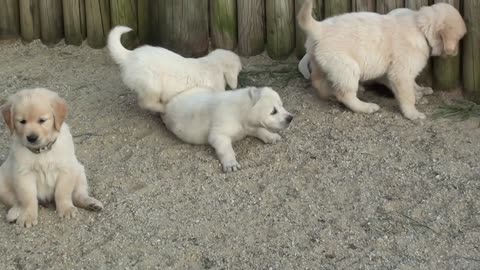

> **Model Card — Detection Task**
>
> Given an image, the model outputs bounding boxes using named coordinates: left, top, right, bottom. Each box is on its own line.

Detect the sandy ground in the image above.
left=0, top=40, right=479, bottom=270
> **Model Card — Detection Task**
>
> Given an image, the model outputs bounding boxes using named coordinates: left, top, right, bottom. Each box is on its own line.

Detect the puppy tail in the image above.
left=297, top=0, right=319, bottom=35
left=107, top=26, right=133, bottom=65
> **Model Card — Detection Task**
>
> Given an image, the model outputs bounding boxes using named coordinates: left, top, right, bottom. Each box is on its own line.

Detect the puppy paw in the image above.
left=57, top=205, right=79, bottom=219
left=86, top=199, right=103, bottom=212
left=358, top=85, right=366, bottom=93
left=403, top=110, right=426, bottom=120
left=419, top=86, right=434, bottom=96
left=8, top=208, right=38, bottom=228
left=222, top=160, right=242, bottom=173
left=263, top=133, right=282, bottom=144
left=365, top=103, right=380, bottom=114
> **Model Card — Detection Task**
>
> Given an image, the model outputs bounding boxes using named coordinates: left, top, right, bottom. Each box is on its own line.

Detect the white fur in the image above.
left=107, top=26, right=242, bottom=113
left=162, top=87, right=294, bottom=173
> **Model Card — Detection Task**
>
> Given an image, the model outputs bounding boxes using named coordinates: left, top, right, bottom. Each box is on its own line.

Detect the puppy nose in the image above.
left=26, top=134, right=38, bottom=143
left=286, top=115, right=294, bottom=123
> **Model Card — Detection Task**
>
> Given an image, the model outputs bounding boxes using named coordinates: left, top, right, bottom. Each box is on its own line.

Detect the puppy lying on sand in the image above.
left=0, top=88, right=103, bottom=228
left=298, top=0, right=466, bottom=120
left=108, top=26, right=242, bottom=113
left=162, top=87, right=294, bottom=173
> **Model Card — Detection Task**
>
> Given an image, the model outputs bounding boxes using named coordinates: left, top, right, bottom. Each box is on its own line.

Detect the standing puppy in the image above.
left=0, top=88, right=103, bottom=228
left=162, top=87, right=294, bottom=173
left=298, top=0, right=466, bottom=120
left=108, top=26, right=242, bottom=113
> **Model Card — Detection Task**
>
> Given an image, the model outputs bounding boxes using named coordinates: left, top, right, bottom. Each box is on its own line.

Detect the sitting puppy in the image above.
left=298, top=1, right=466, bottom=120
left=0, top=88, right=103, bottom=228
left=108, top=26, right=242, bottom=113
left=162, top=87, right=294, bottom=173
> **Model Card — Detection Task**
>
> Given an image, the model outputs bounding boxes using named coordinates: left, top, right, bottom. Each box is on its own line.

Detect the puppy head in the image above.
left=247, top=87, right=293, bottom=131
left=2, top=88, right=68, bottom=149
left=208, top=49, right=242, bottom=89
left=417, top=3, right=466, bottom=57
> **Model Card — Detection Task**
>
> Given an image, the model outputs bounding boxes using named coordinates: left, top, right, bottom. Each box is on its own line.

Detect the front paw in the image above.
left=403, top=110, right=426, bottom=120
left=57, top=204, right=79, bottom=219
left=263, top=133, right=282, bottom=144
left=221, top=159, right=242, bottom=173
left=8, top=207, right=38, bottom=228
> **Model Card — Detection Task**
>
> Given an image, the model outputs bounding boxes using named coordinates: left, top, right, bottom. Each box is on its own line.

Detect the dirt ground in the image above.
left=0, top=40, right=479, bottom=270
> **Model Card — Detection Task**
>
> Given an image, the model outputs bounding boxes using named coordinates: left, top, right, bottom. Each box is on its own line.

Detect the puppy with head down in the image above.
left=0, top=88, right=103, bottom=228
left=162, top=87, right=294, bottom=173
left=108, top=26, right=242, bottom=113
left=298, top=1, right=466, bottom=120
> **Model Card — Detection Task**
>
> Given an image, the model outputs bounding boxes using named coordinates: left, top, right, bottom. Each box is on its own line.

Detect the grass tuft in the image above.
left=433, top=100, right=480, bottom=120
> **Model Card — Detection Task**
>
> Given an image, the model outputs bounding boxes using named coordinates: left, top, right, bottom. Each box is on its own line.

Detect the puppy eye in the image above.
left=271, top=108, right=278, bottom=115
left=19, top=120, right=26, bottom=124
left=38, top=119, right=46, bottom=124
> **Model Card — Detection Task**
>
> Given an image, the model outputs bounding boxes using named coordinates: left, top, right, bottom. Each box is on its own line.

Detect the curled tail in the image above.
left=297, top=0, right=319, bottom=35
left=107, top=26, right=133, bottom=65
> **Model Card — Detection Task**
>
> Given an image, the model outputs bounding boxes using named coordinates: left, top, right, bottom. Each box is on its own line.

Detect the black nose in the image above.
left=286, top=115, right=294, bottom=123
left=26, top=134, right=38, bottom=143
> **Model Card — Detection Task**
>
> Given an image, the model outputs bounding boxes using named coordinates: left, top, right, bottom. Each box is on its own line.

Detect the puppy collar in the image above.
left=26, top=139, right=57, bottom=154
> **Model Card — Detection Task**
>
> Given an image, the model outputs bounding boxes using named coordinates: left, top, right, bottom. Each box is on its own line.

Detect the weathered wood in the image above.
left=110, top=0, right=137, bottom=49
left=0, top=0, right=20, bottom=39
left=295, top=0, right=323, bottom=58
left=210, top=0, right=238, bottom=50
left=404, top=0, right=428, bottom=10
left=63, top=0, right=86, bottom=45
left=151, top=0, right=209, bottom=57
left=324, top=0, right=351, bottom=17
left=463, top=0, right=480, bottom=102
left=352, top=0, right=375, bottom=11
left=19, top=0, right=41, bottom=42
left=137, top=0, right=150, bottom=44
left=85, top=0, right=110, bottom=48
left=432, top=0, right=461, bottom=90
left=237, top=0, right=265, bottom=56
left=376, top=0, right=404, bottom=14
left=266, top=0, right=295, bottom=60
left=39, top=0, right=64, bottom=46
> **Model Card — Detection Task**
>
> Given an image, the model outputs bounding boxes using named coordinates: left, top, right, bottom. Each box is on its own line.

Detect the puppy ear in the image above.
left=225, top=72, right=238, bottom=89
left=248, top=87, right=262, bottom=105
left=416, top=7, right=443, bottom=56
left=52, top=97, right=68, bottom=131
left=1, top=104, right=14, bottom=134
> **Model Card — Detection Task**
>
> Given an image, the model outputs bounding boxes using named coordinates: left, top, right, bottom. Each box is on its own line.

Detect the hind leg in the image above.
left=72, top=167, right=103, bottom=212
left=0, top=171, right=16, bottom=208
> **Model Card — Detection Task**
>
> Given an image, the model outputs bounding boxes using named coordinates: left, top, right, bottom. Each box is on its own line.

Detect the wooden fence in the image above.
left=0, top=0, right=479, bottom=102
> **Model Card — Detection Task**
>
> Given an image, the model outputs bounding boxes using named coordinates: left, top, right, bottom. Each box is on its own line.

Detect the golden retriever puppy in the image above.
left=298, top=1, right=466, bottom=120
left=108, top=26, right=242, bottom=113
left=0, top=88, right=103, bottom=228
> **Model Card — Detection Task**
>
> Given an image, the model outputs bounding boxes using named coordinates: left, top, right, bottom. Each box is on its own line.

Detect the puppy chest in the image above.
left=31, top=164, right=62, bottom=200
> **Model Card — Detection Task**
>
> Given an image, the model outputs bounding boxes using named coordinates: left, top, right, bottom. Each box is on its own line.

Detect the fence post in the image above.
left=85, top=0, right=110, bottom=48
left=266, top=0, right=295, bottom=60
left=237, top=0, right=265, bottom=56
left=376, top=0, right=404, bottom=14
left=463, top=0, right=480, bottom=102
left=295, top=0, right=323, bottom=58
left=352, top=0, right=376, bottom=11
left=19, top=0, right=41, bottom=43
left=63, top=0, right=86, bottom=45
left=39, top=0, right=64, bottom=46
left=432, top=0, right=461, bottom=91
left=110, top=0, right=138, bottom=49
left=0, top=0, right=20, bottom=40
left=210, top=0, right=238, bottom=50
left=137, top=0, right=150, bottom=45
left=324, top=0, right=351, bottom=18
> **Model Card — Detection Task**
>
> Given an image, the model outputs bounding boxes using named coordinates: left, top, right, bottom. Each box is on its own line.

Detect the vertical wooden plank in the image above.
left=85, top=0, right=110, bottom=48
left=324, top=0, right=351, bottom=18
left=237, top=0, right=265, bottom=57
left=0, top=0, right=20, bottom=40
left=432, top=0, right=461, bottom=90
left=376, top=0, right=404, bottom=14
left=110, top=0, right=138, bottom=49
left=352, top=0, right=376, bottom=11
left=266, top=0, right=295, bottom=60
left=19, top=0, right=41, bottom=42
left=39, top=0, right=64, bottom=46
left=405, top=0, right=432, bottom=87
left=63, top=0, right=86, bottom=45
left=152, top=0, right=209, bottom=57
left=210, top=0, right=238, bottom=50
left=295, top=0, right=322, bottom=58
left=463, top=0, right=480, bottom=102
left=137, top=0, right=150, bottom=44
